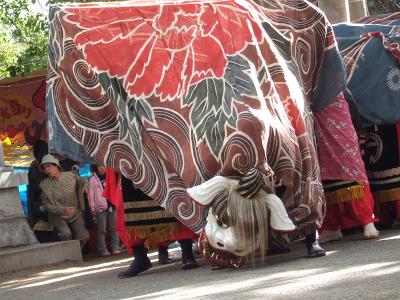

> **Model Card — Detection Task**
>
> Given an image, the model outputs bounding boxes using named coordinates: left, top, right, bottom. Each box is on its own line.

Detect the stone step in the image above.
left=0, top=240, right=82, bottom=274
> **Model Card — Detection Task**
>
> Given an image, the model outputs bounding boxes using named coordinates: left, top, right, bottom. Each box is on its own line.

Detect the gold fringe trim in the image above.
left=324, top=185, right=365, bottom=204
left=124, top=210, right=175, bottom=222
left=126, top=223, right=179, bottom=249
left=372, top=188, right=400, bottom=204
left=125, top=200, right=162, bottom=209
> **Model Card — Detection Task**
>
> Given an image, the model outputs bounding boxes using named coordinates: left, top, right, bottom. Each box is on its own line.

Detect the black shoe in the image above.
left=305, top=231, right=326, bottom=258
left=211, top=264, right=225, bottom=271
left=267, top=247, right=291, bottom=255
left=179, top=239, right=199, bottom=270
left=182, top=259, right=199, bottom=270
left=158, top=246, right=173, bottom=265
left=307, top=242, right=326, bottom=258
left=118, top=244, right=152, bottom=278
left=118, top=258, right=152, bottom=278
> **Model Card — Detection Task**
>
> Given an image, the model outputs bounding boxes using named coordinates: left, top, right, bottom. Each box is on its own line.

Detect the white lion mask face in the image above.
left=205, top=208, right=257, bottom=257
left=188, top=176, right=296, bottom=264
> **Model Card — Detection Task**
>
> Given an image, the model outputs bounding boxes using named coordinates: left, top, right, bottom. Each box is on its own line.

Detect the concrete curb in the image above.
left=0, top=240, right=82, bottom=274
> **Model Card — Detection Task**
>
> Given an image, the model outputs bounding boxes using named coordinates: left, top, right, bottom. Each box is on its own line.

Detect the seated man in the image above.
left=40, top=154, right=89, bottom=249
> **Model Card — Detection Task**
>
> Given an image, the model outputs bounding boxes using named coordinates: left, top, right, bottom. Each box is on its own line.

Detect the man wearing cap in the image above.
left=39, top=154, right=89, bottom=248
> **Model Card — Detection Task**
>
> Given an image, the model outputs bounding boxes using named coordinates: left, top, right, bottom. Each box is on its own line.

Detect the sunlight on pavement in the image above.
left=10, top=265, right=127, bottom=290
left=255, top=262, right=400, bottom=297
left=0, top=275, right=49, bottom=289
left=377, top=234, right=400, bottom=241
left=363, top=263, right=400, bottom=277
left=122, top=268, right=326, bottom=299
left=122, top=262, right=400, bottom=300
left=41, top=257, right=134, bottom=275
left=0, top=257, right=132, bottom=289
left=324, top=250, right=340, bottom=256
left=2, top=248, right=182, bottom=290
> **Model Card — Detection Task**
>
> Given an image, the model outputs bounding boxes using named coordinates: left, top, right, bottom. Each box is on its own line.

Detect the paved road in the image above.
left=1, top=229, right=400, bottom=300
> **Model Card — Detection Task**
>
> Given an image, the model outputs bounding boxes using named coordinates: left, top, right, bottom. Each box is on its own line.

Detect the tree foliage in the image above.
left=0, top=31, right=23, bottom=78
left=0, top=0, right=112, bottom=79
left=0, top=0, right=48, bottom=78
left=367, top=0, right=400, bottom=15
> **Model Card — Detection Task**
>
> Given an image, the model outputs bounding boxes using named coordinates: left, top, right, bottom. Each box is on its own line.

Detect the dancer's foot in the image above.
left=179, top=239, right=199, bottom=270
left=306, top=231, right=326, bottom=258
left=307, top=241, right=326, bottom=258
left=118, top=244, right=152, bottom=278
left=363, top=222, right=379, bottom=240
left=211, top=264, right=225, bottom=271
left=118, top=257, right=152, bottom=278
left=158, top=246, right=173, bottom=265
left=182, top=259, right=199, bottom=270
left=318, top=230, right=343, bottom=244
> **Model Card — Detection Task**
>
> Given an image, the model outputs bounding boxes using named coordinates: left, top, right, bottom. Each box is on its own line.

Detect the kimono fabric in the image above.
left=315, top=92, right=375, bottom=231
left=363, top=124, right=400, bottom=226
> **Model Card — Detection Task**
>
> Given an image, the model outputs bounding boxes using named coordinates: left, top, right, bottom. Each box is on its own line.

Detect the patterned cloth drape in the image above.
left=333, top=14, right=400, bottom=124
left=46, top=0, right=345, bottom=238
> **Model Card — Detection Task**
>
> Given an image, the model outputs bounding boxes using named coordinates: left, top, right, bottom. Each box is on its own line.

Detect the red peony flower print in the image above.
left=64, top=1, right=263, bottom=100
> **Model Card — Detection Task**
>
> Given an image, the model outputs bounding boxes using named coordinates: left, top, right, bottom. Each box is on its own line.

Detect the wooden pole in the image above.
left=348, top=0, right=369, bottom=21
left=0, top=142, right=3, bottom=167
left=318, top=0, right=351, bottom=24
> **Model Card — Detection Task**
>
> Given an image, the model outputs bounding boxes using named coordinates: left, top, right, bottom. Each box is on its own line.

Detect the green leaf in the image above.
left=184, top=54, right=258, bottom=157
left=97, top=73, right=159, bottom=160
left=134, top=99, right=155, bottom=125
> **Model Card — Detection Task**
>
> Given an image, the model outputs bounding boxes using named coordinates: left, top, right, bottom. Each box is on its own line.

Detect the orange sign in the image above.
left=0, top=91, right=34, bottom=125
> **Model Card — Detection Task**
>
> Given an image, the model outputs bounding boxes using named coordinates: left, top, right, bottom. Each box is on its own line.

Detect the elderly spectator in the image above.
left=39, top=154, right=89, bottom=249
